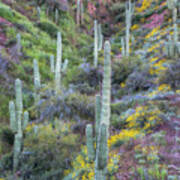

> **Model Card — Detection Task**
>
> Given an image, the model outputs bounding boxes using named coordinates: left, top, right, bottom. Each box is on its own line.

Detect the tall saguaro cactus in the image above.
left=13, top=79, right=23, bottom=171
left=98, top=24, right=103, bottom=51
left=9, top=79, right=29, bottom=172
left=55, top=32, right=62, bottom=94
left=125, top=0, right=134, bottom=57
left=16, top=33, right=21, bottom=56
left=94, top=20, right=98, bottom=67
left=165, top=0, right=179, bottom=57
left=33, top=59, right=41, bottom=105
left=85, top=41, right=111, bottom=180
left=76, top=0, right=81, bottom=25
left=50, top=55, right=55, bottom=73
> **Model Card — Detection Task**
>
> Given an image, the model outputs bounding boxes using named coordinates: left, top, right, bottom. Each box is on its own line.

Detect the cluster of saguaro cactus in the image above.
left=165, top=1, right=179, bottom=57
left=86, top=41, right=111, bottom=179
left=9, top=79, right=29, bottom=172
left=55, top=32, right=62, bottom=94
left=76, top=0, right=84, bottom=25
left=33, top=59, right=41, bottom=105
left=16, top=33, right=21, bottom=56
left=122, top=0, right=134, bottom=57
left=94, top=20, right=104, bottom=67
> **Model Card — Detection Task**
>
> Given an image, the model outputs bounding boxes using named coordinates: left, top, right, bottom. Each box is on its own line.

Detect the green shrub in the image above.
left=37, top=21, right=59, bottom=38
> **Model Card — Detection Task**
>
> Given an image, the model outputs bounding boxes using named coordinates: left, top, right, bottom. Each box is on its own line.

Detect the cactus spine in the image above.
left=125, top=0, right=134, bottom=56
left=55, top=32, right=62, bottom=94
left=16, top=33, right=21, bottom=56
left=33, top=59, right=41, bottom=105
left=50, top=55, right=55, bottom=73
left=94, top=20, right=98, bottom=67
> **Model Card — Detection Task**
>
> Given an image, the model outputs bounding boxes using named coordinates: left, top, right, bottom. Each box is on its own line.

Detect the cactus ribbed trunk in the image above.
left=9, top=101, right=17, bottom=132
left=76, top=0, right=80, bottom=25
left=86, top=124, right=95, bottom=161
left=100, top=41, right=111, bottom=129
left=94, top=41, right=111, bottom=180
left=15, top=79, right=23, bottom=115
left=55, top=32, right=62, bottom=94
left=121, top=37, right=125, bottom=56
left=13, top=79, right=23, bottom=172
left=33, top=59, right=41, bottom=105
left=125, top=0, right=134, bottom=57
left=62, top=59, right=69, bottom=73
left=95, top=95, right=101, bottom=144
left=94, top=20, right=98, bottom=67
left=16, top=33, right=21, bottom=56
left=98, top=24, right=103, bottom=51
left=50, top=55, right=55, bottom=73
left=23, top=111, right=29, bottom=130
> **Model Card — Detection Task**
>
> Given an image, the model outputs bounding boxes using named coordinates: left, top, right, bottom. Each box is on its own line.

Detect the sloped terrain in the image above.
left=0, top=0, right=180, bottom=179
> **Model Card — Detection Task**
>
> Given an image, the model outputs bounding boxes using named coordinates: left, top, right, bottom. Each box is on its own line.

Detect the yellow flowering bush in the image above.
left=108, top=129, right=142, bottom=148
left=67, top=146, right=120, bottom=179
left=136, top=0, right=153, bottom=13
left=158, top=84, right=171, bottom=92
left=125, top=105, right=162, bottom=130
left=145, top=26, right=160, bottom=39
left=149, top=58, right=167, bottom=75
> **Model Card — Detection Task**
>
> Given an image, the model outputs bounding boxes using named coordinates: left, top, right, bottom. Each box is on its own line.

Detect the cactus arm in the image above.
left=86, top=124, right=95, bottom=161
left=9, top=101, right=17, bottom=132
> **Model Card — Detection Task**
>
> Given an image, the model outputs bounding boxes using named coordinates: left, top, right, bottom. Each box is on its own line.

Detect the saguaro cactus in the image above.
left=95, top=95, right=101, bottom=143
left=121, top=37, right=125, bottom=57
left=100, top=41, right=111, bottom=128
left=55, top=32, right=62, bottom=94
left=33, top=59, right=41, bottom=105
left=13, top=79, right=23, bottom=171
left=62, top=59, right=69, bottom=73
left=15, top=79, right=23, bottom=115
left=86, top=124, right=95, bottom=161
left=165, top=1, right=179, bottom=57
left=85, top=41, right=112, bottom=179
left=16, top=33, right=21, bottom=56
left=55, top=9, right=59, bottom=24
left=98, top=24, right=103, bottom=51
left=9, top=101, right=17, bottom=132
left=37, top=6, right=41, bottom=20
left=23, top=111, right=29, bottom=130
left=94, top=20, right=98, bottom=67
left=125, top=0, right=134, bottom=56
left=50, top=55, right=55, bottom=73
left=76, top=0, right=81, bottom=25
